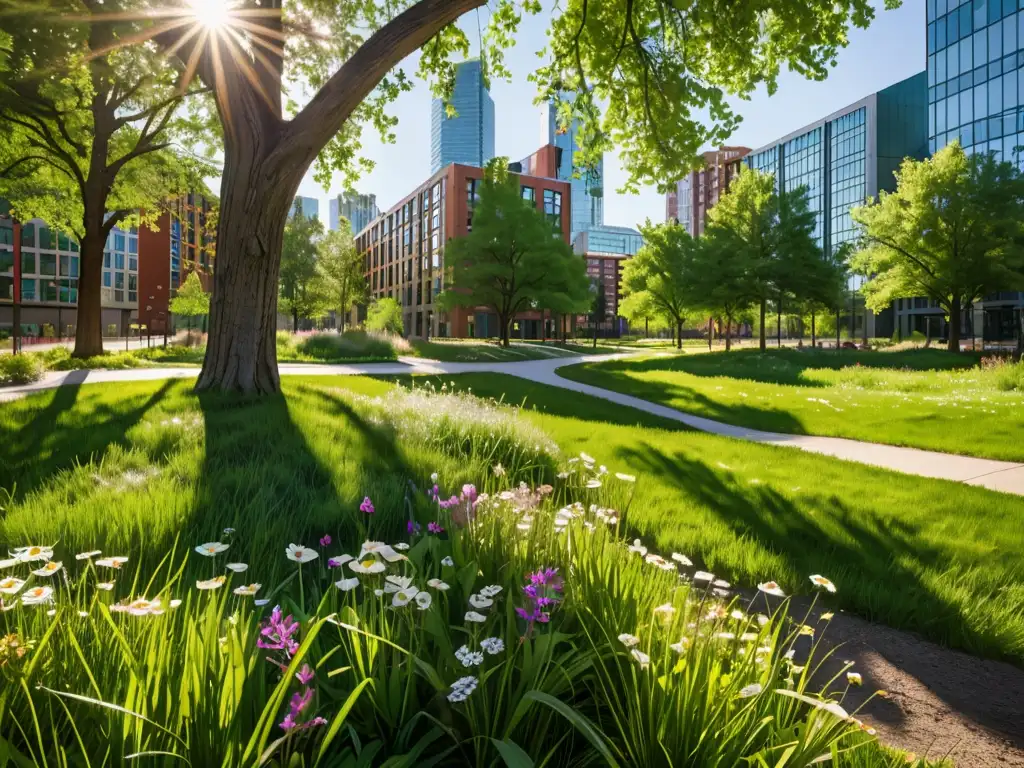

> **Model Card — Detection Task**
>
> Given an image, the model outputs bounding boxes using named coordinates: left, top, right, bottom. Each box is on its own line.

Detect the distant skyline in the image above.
left=210, top=1, right=925, bottom=232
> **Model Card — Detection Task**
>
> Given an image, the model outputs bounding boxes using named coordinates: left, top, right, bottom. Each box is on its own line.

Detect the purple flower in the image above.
left=296, top=664, right=315, bottom=685
left=327, top=556, right=344, bottom=568
left=407, top=520, right=421, bottom=535
left=517, top=568, right=562, bottom=637
left=428, top=521, right=444, bottom=534
left=360, top=497, right=375, bottom=515
left=319, top=534, right=331, bottom=547
left=257, top=605, right=301, bottom=657
left=278, top=686, right=326, bottom=732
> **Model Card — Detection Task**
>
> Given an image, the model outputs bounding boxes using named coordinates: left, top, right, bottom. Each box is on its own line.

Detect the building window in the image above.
left=522, top=186, right=535, bottom=203
left=21, top=252, right=35, bottom=275
left=39, top=253, right=57, bottom=276
left=543, top=189, right=562, bottom=226
left=21, top=278, right=36, bottom=301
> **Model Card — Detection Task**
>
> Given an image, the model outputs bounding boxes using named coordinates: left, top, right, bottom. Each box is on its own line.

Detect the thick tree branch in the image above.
left=273, top=0, right=485, bottom=173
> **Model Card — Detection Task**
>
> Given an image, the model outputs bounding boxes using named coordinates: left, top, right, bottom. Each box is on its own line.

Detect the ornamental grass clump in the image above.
left=0, top=462, right=930, bottom=765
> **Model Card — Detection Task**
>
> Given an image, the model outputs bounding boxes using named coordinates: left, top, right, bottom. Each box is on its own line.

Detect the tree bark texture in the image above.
left=676, top=320, right=683, bottom=350
left=759, top=299, right=767, bottom=351
left=73, top=231, right=105, bottom=358
left=195, top=126, right=300, bottom=393
left=811, top=311, right=816, bottom=347
left=725, top=317, right=732, bottom=352
left=947, top=296, right=962, bottom=353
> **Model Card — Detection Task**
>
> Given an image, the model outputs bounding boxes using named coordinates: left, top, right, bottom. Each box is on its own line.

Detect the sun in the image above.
left=186, top=0, right=236, bottom=30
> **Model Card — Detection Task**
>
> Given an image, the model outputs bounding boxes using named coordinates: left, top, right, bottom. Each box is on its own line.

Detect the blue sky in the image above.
left=292, top=1, right=925, bottom=230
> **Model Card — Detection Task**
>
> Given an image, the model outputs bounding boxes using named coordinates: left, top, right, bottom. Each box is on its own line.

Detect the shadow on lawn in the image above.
left=616, top=442, right=1019, bottom=683
left=579, top=346, right=981, bottom=388
left=0, top=377, right=176, bottom=500
left=189, top=384, right=418, bottom=571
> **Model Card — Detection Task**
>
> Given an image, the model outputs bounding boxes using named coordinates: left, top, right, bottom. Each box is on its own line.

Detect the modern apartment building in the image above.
left=665, top=146, right=751, bottom=235
left=292, top=196, right=320, bottom=220
left=353, top=153, right=571, bottom=339
left=0, top=192, right=216, bottom=339
left=329, top=191, right=379, bottom=234
left=430, top=60, right=495, bottom=174
left=745, top=72, right=929, bottom=339
left=535, top=95, right=604, bottom=240
left=923, top=0, right=1024, bottom=342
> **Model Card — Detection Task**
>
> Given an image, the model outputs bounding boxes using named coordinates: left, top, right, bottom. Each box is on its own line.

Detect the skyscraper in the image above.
left=430, top=60, right=495, bottom=174
left=329, top=191, right=379, bottom=234
left=926, top=0, right=1024, bottom=343
left=292, top=196, right=320, bottom=220
left=539, top=95, right=604, bottom=240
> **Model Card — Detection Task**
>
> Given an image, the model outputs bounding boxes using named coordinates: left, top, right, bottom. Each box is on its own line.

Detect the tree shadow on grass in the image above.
left=615, top=441, right=1024, bottom=735
left=575, top=346, right=980, bottom=389
left=0, top=378, right=176, bottom=500
left=187, top=384, right=418, bottom=575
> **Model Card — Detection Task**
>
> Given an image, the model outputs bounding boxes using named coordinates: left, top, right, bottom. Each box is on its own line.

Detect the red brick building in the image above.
left=666, top=146, right=751, bottom=235
left=138, top=193, right=216, bottom=334
left=355, top=155, right=572, bottom=339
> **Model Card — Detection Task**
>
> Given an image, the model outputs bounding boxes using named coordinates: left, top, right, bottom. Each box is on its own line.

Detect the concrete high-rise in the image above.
left=536, top=95, right=604, bottom=241
left=430, top=60, right=495, bottom=174
left=329, top=192, right=379, bottom=234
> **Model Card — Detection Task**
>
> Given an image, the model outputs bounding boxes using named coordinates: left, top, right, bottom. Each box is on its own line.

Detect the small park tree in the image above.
left=169, top=272, right=211, bottom=345
left=620, top=222, right=693, bottom=349
left=851, top=143, right=1024, bottom=352
left=318, top=224, right=366, bottom=332
left=438, top=166, right=590, bottom=348
left=366, top=298, right=404, bottom=335
left=0, top=11, right=211, bottom=359
left=589, top=279, right=607, bottom=348
left=279, top=211, right=328, bottom=331
left=618, top=291, right=670, bottom=338
left=683, top=234, right=754, bottom=352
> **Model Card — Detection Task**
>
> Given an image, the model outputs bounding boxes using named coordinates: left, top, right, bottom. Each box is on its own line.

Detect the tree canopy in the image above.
left=0, top=4, right=214, bottom=357
left=438, top=165, right=590, bottom=347
left=280, top=212, right=331, bottom=328
left=169, top=271, right=211, bottom=319
left=366, top=298, right=404, bottom=335
left=620, top=222, right=694, bottom=349
left=851, top=142, right=1024, bottom=352
left=317, top=223, right=366, bottom=331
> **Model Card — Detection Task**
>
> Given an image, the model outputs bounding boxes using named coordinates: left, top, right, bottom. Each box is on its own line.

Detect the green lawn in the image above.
left=409, top=337, right=617, bottom=362
left=4, top=372, right=1024, bottom=667
left=557, top=347, right=1024, bottom=461
left=0, top=372, right=943, bottom=766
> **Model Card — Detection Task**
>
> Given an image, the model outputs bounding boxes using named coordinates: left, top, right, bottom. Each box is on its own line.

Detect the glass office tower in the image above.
left=430, top=60, right=495, bottom=174
left=292, top=196, right=320, bottom=220
left=926, top=0, right=1024, bottom=343
left=745, top=73, right=929, bottom=339
left=540, top=95, right=604, bottom=240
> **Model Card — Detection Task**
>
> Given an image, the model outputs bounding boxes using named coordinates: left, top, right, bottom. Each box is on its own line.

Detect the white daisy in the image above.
left=226, top=563, right=248, bottom=573
left=0, top=577, right=26, bottom=595
left=692, top=571, right=715, bottom=582
left=31, top=561, right=63, bottom=577
left=614, top=472, right=636, bottom=482
left=631, top=649, right=651, bottom=667
left=348, top=557, right=386, bottom=575
left=809, top=574, right=837, bottom=593
left=233, top=583, right=261, bottom=596
left=392, top=587, right=419, bottom=607
left=414, top=591, right=432, bottom=610
left=671, top=553, right=693, bottom=566
left=285, top=544, right=319, bottom=563
left=618, top=633, right=640, bottom=647
left=13, top=546, right=53, bottom=562
left=627, top=539, right=647, bottom=557
left=21, top=586, right=54, bottom=605
left=464, top=611, right=487, bottom=623
left=384, top=575, right=413, bottom=593
left=468, top=593, right=493, bottom=610
left=757, top=581, right=786, bottom=597
left=75, top=550, right=102, bottom=561
left=195, top=542, right=229, bottom=557
left=427, top=578, right=450, bottom=591
left=336, top=577, right=360, bottom=592
left=196, top=576, right=226, bottom=590
left=358, top=541, right=406, bottom=563
left=96, top=557, right=128, bottom=569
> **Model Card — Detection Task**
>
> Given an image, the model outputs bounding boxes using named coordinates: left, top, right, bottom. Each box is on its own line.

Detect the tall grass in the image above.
left=0, top=381, right=934, bottom=766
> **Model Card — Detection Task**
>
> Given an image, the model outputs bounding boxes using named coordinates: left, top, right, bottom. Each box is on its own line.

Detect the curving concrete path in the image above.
left=3, top=353, right=1024, bottom=496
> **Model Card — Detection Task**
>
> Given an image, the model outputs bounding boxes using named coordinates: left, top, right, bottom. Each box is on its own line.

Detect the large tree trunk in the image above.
left=73, top=231, right=105, bottom=358
left=947, top=296, right=962, bottom=353
left=811, top=310, right=817, bottom=347
left=197, top=137, right=299, bottom=393
left=676, top=320, right=683, bottom=350
left=759, top=299, right=767, bottom=351
left=776, top=297, right=782, bottom=348
left=725, top=316, right=732, bottom=352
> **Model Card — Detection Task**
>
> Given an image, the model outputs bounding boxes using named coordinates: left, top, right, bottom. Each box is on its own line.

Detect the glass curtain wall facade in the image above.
left=541, top=95, right=605, bottom=239
left=330, top=192, right=379, bottom=233
left=926, top=0, right=1024, bottom=343
left=927, top=0, right=1024, bottom=160
left=430, top=60, right=495, bottom=174
left=292, top=196, right=320, bottom=220
left=746, top=73, right=928, bottom=340
left=572, top=224, right=643, bottom=256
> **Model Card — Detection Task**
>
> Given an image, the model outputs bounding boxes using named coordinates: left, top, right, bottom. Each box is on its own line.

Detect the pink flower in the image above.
left=428, top=521, right=444, bottom=534
left=319, top=534, right=331, bottom=547
left=296, top=663, right=315, bottom=685
left=360, top=497, right=375, bottom=515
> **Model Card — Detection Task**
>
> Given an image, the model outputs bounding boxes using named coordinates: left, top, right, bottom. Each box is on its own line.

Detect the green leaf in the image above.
left=490, top=737, right=534, bottom=768
left=521, top=691, right=619, bottom=767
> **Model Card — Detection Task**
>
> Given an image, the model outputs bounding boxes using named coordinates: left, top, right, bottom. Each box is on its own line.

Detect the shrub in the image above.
left=0, top=353, right=43, bottom=386
left=295, top=329, right=398, bottom=361
left=982, top=355, right=1024, bottom=391
left=39, top=347, right=145, bottom=371
left=366, top=297, right=404, bottom=334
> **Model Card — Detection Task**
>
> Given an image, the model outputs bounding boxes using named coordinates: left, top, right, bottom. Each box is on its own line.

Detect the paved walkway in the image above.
left=4, top=355, right=1024, bottom=496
